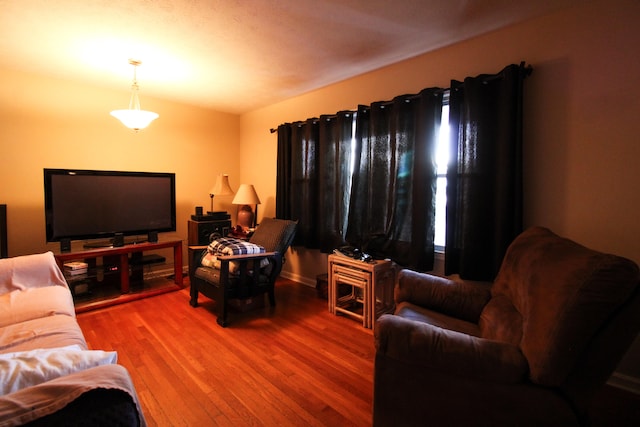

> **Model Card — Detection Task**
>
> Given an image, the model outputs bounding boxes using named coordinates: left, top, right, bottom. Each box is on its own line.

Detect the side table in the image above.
left=328, top=254, right=395, bottom=329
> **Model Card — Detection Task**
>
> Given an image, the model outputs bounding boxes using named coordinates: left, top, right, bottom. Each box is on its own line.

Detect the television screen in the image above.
left=44, top=169, right=176, bottom=242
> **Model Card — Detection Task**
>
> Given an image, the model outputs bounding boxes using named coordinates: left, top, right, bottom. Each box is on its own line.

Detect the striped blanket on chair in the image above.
left=201, top=237, right=267, bottom=273
left=208, top=237, right=265, bottom=256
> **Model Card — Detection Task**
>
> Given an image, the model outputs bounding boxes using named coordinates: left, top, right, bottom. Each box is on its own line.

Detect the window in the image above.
left=434, top=103, right=449, bottom=250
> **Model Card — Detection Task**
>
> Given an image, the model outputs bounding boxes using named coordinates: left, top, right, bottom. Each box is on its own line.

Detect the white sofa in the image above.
left=0, top=252, right=146, bottom=426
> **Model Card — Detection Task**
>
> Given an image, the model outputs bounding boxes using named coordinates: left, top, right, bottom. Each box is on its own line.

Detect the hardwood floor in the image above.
left=77, top=278, right=640, bottom=427
left=77, top=278, right=375, bottom=426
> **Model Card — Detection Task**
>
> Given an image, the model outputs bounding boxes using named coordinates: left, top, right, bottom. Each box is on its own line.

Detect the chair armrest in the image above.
left=188, top=246, right=208, bottom=279
left=217, top=251, right=278, bottom=262
left=396, top=269, right=491, bottom=322
left=375, top=314, right=528, bottom=384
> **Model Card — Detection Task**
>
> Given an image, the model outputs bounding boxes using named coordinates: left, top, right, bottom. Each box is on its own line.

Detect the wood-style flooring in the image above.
left=77, top=278, right=374, bottom=426
left=76, top=278, right=640, bottom=426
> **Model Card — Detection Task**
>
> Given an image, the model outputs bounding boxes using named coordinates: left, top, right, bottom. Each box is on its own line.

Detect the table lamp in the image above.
left=232, top=184, right=261, bottom=230
left=209, top=174, right=235, bottom=214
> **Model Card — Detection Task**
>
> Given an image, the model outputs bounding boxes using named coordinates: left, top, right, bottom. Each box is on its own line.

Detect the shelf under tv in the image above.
left=54, top=239, right=183, bottom=313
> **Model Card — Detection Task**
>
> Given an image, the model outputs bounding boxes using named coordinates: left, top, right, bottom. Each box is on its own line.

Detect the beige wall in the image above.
left=0, top=67, right=241, bottom=258
left=240, top=0, right=640, bottom=379
left=242, top=0, right=640, bottom=282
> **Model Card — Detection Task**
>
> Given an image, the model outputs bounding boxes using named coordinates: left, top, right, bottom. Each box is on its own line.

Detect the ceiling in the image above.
left=0, top=0, right=579, bottom=114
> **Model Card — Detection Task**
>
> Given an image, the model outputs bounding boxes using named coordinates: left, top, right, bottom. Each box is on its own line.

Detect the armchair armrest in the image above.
left=217, top=251, right=278, bottom=262
left=396, top=269, right=491, bottom=322
left=188, top=246, right=208, bottom=279
left=375, top=314, right=528, bottom=384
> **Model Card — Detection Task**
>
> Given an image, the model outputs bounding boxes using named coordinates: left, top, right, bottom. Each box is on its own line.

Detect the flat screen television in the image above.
left=44, top=168, right=176, bottom=244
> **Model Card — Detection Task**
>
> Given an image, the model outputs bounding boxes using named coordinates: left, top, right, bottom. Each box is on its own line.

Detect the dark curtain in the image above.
left=276, top=119, right=319, bottom=247
left=317, top=111, right=356, bottom=251
left=276, top=113, right=354, bottom=250
left=445, top=63, right=531, bottom=280
left=276, top=123, right=292, bottom=219
left=346, top=88, right=443, bottom=270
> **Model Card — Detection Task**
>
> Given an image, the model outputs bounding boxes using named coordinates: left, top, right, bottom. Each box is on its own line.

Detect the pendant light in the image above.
left=110, top=59, right=158, bottom=131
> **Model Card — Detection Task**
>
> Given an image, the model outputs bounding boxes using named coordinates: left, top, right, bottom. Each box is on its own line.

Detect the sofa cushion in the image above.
left=0, top=286, right=76, bottom=328
left=0, top=252, right=67, bottom=295
left=0, top=364, right=144, bottom=427
left=0, top=314, right=87, bottom=354
left=485, top=226, right=639, bottom=386
left=0, top=345, right=117, bottom=395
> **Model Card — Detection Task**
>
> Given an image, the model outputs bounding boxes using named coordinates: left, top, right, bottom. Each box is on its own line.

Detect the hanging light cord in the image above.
left=128, top=60, right=142, bottom=111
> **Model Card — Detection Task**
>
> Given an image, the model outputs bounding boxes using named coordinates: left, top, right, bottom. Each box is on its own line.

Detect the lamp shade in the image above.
left=232, top=184, right=261, bottom=205
left=210, top=174, right=235, bottom=196
left=110, top=109, right=158, bottom=131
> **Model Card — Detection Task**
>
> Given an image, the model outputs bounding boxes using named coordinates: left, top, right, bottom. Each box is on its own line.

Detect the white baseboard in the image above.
left=280, top=270, right=315, bottom=287
left=143, top=266, right=188, bottom=280
left=607, top=372, right=640, bottom=395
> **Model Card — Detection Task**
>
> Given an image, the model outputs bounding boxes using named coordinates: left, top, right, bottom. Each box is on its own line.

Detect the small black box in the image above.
left=148, top=230, right=158, bottom=242
left=195, top=206, right=203, bottom=216
left=60, top=238, right=71, bottom=253
left=113, top=233, right=124, bottom=247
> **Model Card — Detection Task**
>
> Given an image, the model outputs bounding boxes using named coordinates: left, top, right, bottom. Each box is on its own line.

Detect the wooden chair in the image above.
left=189, top=218, right=297, bottom=327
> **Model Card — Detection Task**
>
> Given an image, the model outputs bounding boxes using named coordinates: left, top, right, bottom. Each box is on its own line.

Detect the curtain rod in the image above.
left=269, top=63, right=531, bottom=133
left=270, top=110, right=355, bottom=133
left=268, top=91, right=442, bottom=134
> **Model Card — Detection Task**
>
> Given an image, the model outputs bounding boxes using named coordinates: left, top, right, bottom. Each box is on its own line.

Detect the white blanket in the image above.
left=0, top=252, right=67, bottom=295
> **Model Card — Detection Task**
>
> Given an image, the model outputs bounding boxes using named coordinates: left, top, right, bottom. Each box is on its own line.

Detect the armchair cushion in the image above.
left=395, top=269, right=491, bottom=323
left=483, top=226, right=640, bottom=386
left=249, top=218, right=297, bottom=254
left=394, top=302, right=481, bottom=337
left=375, top=314, right=528, bottom=384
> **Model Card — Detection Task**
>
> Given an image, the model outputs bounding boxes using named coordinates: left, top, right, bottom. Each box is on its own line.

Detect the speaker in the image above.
left=113, top=233, right=124, bottom=247
left=60, top=238, right=71, bottom=253
left=188, top=220, right=231, bottom=245
left=148, top=230, right=158, bottom=243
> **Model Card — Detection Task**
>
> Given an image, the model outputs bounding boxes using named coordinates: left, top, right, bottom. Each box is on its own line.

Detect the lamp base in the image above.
left=236, top=205, right=254, bottom=230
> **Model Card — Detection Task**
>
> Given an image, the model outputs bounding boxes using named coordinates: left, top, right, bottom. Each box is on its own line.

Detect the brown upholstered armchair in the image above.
left=189, top=217, right=297, bottom=327
left=373, top=226, right=640, bottom=427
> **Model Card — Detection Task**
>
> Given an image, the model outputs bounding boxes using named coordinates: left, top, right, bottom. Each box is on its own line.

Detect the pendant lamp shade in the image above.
left=110, top=59, right=158, bottom=131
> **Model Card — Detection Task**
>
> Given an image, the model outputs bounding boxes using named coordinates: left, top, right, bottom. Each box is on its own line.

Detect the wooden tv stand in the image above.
left=54, top=239, right=183, bottom=312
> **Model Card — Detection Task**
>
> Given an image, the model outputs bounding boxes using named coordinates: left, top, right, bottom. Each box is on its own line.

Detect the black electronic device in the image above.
left=334, top=245, right=374, bottom=263
left=113, top=233, right=124, bottom=247
left=60, top=238, right=71, bottom=253
left=43, top=169, right=176, bottom=245
left=188, top=219, right=231, bottom=245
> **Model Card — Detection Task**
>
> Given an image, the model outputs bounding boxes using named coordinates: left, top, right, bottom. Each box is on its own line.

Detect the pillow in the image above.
left=0, top=345, right=118, bottom=395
